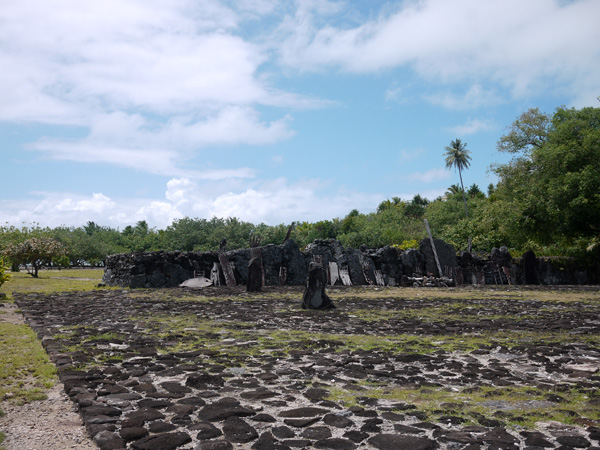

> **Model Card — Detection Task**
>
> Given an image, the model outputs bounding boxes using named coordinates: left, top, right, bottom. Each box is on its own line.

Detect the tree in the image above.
left=445, top=184, right=462, bottom=196
left=493, top=106, right=600, bottom=248
left=467, top=184, right=485, bottom=199
left=444, top=138, right=472, bottom=219
left=497, top=107, right=550, bottom=155
left=405, top=194, right=429, bottom=219
left=2, top=238, right=67, bottom=277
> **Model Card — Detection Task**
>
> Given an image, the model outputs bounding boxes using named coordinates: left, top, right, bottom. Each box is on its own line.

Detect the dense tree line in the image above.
left=1, top=105, right=598, bottom=270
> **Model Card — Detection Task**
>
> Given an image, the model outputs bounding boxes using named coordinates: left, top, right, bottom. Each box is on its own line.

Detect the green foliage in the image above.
left=492, top=106, right=600, bottom=249
left=0, top=258, right=10, bottom=288
left=496, top=107, right=550, bottom=155
left=444, top=138, right=472, bottom=219
left=394, top=239, right=419, bottom=251
left=2, top=238, right=67, bottom=278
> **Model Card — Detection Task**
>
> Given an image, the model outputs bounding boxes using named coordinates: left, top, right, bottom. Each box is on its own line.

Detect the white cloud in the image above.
left=54, top=193, right=116, bottom=214
left=424, top=85, right=504, bottom=110
left=135, top=202, right=182, bottom=228
left=385, top=82, right=408, bottom=103
left=409, top=168, right=451, bottom=184
left=27, top=108, right=292, bottom=177
left=0, top=177, right=382, bottom=229
left=0, top=0, right=311, bottom=175
left=277, top=0, right=600, bottom=105
left=445, top=118, right=496, bottom=136
left=398, top=148, right=425, bottom=162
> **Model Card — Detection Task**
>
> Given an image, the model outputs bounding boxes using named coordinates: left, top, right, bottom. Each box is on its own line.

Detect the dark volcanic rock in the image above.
left=301, top=262, right=335, bottom=309
left=222, top=416, right=259, bottom=443
left=368, top=434, right=438, bottom=450
left=251, top=431, right=291, bottom=450
left=314, top=437, right=357, bottom=449
left=185, top=372, right=225, bottom=389
left=130, top=431, right=191, bottom=450
left=323, top=413, right=354, bottom=428
left=192, top=421, right=222, bottom=440
left=197, top=397, right=255, bottom=422
left=556, top=434, right=591, bottom=447
left=119, top=426, right=149, bottom=441
left=522, top=250, right=538, bottom=284
left=280, top=407, right=329, bottom=417
left=419, top=237, right=457, bottom=277
left=247, top=257, right=263, bottom=292
left=124, top=407, right=165, bottom=423
left=93, top=430, right=126, bottom=450
left=197, top=440, right=234, bottom=450
left=301, top=426, right=332, bottom=440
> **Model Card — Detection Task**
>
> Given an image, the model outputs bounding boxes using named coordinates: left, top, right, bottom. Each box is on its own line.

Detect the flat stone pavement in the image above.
left=14, top=286, right=600, bottom=450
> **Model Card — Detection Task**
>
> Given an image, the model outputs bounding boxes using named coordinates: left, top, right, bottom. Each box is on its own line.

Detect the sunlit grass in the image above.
left=328, top=285, right=600, bottom=304
left=326, top=382, right=600, bottom=429
left=0, top=322, right=57, bottom=404
left=0, top=268, right=106, bottom=297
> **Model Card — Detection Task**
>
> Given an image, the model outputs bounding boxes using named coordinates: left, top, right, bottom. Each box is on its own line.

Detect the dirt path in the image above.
left=0, top=302, right=96, bottom=450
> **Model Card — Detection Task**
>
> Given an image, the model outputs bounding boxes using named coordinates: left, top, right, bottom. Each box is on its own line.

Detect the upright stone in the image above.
left=302, top=262, right=335, bottom=310
left=522, top=250, right=538, bottom=285
left=247, top=257, right=262, bottom=292
left=419, top=238, right=457, bottom=277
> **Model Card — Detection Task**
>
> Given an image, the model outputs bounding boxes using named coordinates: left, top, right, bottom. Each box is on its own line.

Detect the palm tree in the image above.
left=445, top=184, right=462, bottom=196
left=444, top=138, right=472, bottom=219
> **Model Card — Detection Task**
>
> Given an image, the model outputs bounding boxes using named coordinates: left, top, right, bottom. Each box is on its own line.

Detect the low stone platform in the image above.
left=15, top=286, right=600, bottom=449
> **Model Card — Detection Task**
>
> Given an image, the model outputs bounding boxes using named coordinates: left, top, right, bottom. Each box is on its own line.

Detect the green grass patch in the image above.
left=328, top=285, right=600, bottom=304
left=325, top=382, right=600, bottom=428
left=0, top=322, right=57, bottom=404
left=0, top=269, right=106, bottom=296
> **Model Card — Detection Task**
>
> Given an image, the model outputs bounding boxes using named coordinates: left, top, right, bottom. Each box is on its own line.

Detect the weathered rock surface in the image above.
left=14, top=286, right=600, bottom=450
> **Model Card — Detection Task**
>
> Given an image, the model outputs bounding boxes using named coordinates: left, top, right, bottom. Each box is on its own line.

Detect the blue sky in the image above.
left=1, top=0, right=599, bottom=229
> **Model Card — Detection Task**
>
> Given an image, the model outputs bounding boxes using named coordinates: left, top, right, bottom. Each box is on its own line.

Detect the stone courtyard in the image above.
left=14, top=285, right=600, bottom=449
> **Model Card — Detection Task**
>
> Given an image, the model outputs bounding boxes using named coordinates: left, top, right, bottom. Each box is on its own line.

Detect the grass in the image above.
left=0, top=322, right=57, bottom=404
left=325, top=382, right=600, bottom=429
left=0, top=268, right=105, bottom=405
left=328, top=285, right=600, bottom=304
left=0, top=268, right=106, bottom=298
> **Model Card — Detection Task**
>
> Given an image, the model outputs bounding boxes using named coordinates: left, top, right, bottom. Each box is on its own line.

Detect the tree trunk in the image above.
left=458, top=167, right=469, bottom=219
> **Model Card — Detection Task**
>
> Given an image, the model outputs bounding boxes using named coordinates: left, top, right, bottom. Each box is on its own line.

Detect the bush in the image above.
left=0, top=258, right=10, bottom=288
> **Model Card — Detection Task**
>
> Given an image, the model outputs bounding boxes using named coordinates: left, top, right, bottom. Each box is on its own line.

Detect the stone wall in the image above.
left=102, top=239, right=598, bottom=288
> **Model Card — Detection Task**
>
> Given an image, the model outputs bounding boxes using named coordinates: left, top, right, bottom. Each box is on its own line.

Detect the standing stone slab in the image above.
left=374, top=270, right=385, bottom=286
left=218, top=254, right=236, bottom=287
left=329, top=262, right=340, bottom=286
left=302, top=263, right=335, bottom=310
left=419, top=237, right=457, bottom=277
left=210, top=263, right=221, bottom=287
left=249, top=247, right=265, bottom=286
left=522, top=250, right=538, bottom=285
left=361, top=257, right=374, bottom=285
left=247, top=257, right=262, bottom=293
left=339, top=267, right=352, bottom=286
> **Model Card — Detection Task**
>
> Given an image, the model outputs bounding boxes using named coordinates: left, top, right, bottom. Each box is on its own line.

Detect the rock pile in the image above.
left=103, top=239, right=599, bottom=289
